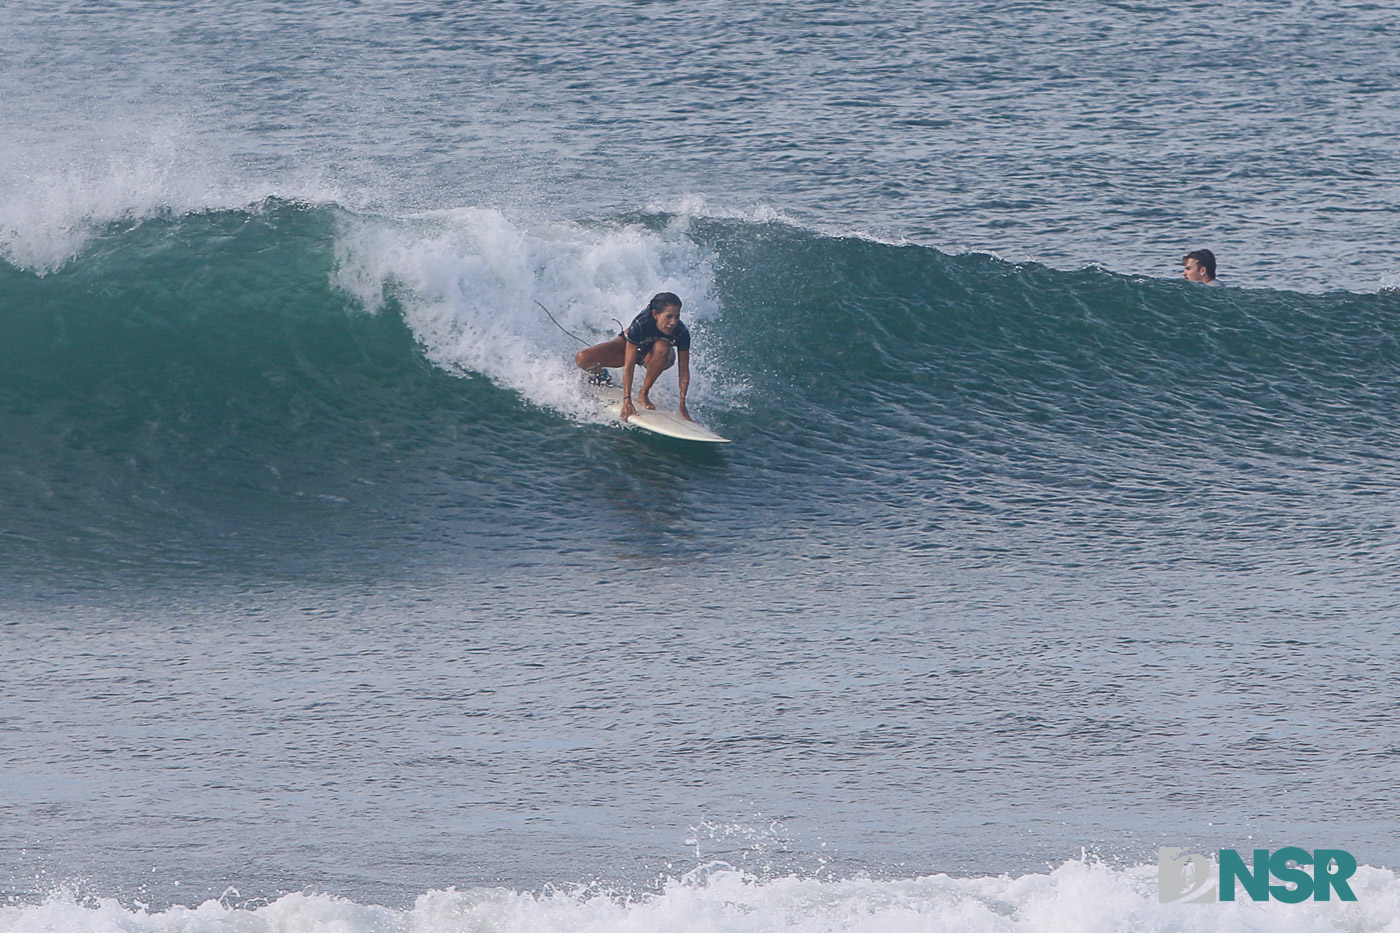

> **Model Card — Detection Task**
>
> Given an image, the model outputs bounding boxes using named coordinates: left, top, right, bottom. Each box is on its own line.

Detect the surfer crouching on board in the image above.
left=575, top=291, right=692, bottom=422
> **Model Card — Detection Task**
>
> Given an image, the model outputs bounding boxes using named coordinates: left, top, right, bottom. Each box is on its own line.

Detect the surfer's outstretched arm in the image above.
left=620, top=340, right=640, bottom=421
left=676, top=349, right=692, bottom=421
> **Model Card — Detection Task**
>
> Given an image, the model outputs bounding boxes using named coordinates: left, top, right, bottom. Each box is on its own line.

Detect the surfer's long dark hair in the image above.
left=646, top=292, right=682, bottom=316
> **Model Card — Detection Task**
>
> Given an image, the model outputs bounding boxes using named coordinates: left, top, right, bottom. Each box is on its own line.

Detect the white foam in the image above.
left=4, top=861, right=1399, bottom=933
left=647, top=193, right=916, bottom=250
left=332, top=208, right=735, bottom=422
left=650, top=193, right=798, bottom=228
left=0, top=124, right=345, bottom=274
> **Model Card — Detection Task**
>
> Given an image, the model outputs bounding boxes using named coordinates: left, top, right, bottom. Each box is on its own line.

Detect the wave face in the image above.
left=4, top=201, right=1400, bottom=584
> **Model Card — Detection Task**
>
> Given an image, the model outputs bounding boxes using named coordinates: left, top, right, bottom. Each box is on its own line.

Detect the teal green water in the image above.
left=5, top=202, right=1399, bottom=589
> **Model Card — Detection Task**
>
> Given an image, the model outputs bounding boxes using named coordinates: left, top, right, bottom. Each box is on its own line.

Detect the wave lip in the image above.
left=332, top=205, right=728, bottom=421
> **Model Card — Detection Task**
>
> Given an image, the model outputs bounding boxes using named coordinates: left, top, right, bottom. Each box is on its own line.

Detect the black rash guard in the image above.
left=623, top=309, right=691, bottom=354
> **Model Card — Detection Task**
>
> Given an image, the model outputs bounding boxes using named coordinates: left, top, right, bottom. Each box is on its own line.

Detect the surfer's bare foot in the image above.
left=677, top=404, right=692, bottom=422
left=638, top=393, right=656, bottom=410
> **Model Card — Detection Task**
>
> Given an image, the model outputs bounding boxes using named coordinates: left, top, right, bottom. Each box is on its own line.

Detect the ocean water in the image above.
left=4, top=2, right=1400, bottom=931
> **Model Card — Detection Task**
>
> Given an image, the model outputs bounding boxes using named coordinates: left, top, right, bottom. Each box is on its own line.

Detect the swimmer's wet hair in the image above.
left=1183, top=249, right=1216, bottom=278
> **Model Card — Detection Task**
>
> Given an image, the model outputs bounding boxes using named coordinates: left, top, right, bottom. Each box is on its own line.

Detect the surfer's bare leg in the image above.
left=574, top=335, right=627, bottom=375
left=636, top=342, right=675, bottom=410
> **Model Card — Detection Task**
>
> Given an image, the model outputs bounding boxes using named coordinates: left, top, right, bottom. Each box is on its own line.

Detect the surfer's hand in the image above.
left=621, top=397, right=636, bottom=420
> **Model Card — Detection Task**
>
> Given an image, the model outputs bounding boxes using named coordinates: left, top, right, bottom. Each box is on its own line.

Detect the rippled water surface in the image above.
left=4, top=1, right=1398, bottom=288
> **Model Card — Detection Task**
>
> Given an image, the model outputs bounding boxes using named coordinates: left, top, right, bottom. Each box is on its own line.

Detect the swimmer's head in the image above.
left=1182, top=249, right=1216, bottom=282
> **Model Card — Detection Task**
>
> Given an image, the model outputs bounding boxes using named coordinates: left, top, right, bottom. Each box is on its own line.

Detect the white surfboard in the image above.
left=588, top=383, right=731, bottom=444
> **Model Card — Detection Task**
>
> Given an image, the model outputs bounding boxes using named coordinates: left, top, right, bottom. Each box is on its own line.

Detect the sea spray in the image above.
left=331, top=206, right=724, bottom=419
left=4, top=861, right=1399, bottom=933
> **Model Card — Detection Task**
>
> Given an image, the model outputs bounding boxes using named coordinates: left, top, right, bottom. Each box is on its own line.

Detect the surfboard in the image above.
left=588, top=382, right=731, bottom=444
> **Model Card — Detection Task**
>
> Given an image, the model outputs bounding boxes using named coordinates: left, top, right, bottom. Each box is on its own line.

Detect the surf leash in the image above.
left=535, top=300, right=624, bottom=345
left=535, top=300, right=588, bottom=345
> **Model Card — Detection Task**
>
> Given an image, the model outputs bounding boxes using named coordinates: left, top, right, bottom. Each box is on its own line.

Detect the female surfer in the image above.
left=574, top=292, right=692, bottom=422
